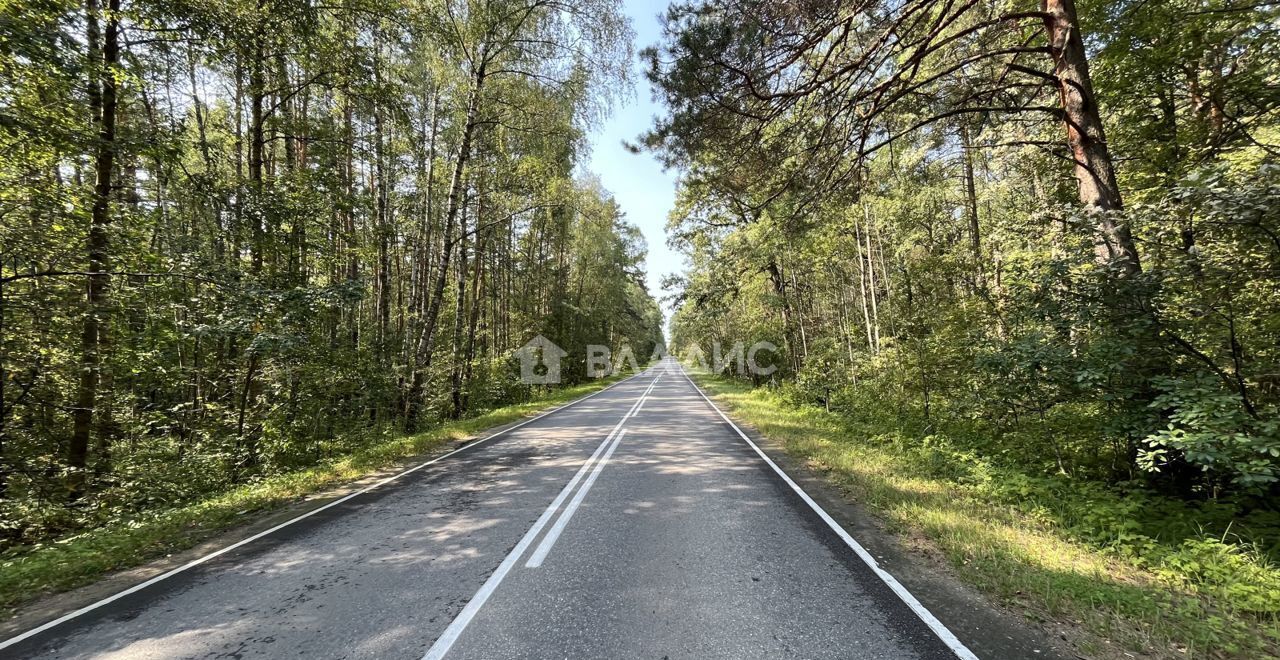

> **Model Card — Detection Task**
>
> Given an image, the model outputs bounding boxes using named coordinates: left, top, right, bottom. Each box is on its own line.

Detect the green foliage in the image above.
left=0, top=375, right=623, bottom=613
left=1086, top=0, right=1280, bottom=194
left=1146, top=375, right=1280, bottom=490
left=650, top=0, right=1280, bottom=653
left=697, top=375, right=1280, bottom=658
left=0, top=0, right=660, bottom=574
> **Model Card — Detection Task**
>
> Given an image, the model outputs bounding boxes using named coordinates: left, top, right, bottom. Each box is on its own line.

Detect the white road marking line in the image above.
left=422, top=379, right=657, bottom=659
left=0, top=374, right=643, bottom=653
left=524, top=428, right=627, bottom=568
left=628, top=371, right=661, bottom=418
left=678, top=366, right=981, bottom=660
left=420, top=422, right=624, bottom=660
left=528, top=374, right=660, bottom=568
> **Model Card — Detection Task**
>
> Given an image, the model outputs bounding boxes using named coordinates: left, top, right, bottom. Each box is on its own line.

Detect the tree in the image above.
left=653, top=0, right=1280, bottom=497
left=642, top=0, right=1140, bottom=271
left=0, top=0, right=660, bottom=549
left=67, top=0, right=122, bottom=500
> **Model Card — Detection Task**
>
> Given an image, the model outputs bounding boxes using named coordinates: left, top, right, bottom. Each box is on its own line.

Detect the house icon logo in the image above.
left=515, top=335, right=567, bottom=384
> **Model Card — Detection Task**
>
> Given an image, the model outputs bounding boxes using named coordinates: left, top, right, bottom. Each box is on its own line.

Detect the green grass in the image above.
left=0, top=376, right=622, bottom=615
left=691, top=375, right=1280, bottom=660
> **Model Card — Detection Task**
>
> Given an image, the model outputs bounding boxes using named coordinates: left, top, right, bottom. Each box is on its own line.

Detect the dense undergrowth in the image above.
left=695, top=375, right=1280, bottom=659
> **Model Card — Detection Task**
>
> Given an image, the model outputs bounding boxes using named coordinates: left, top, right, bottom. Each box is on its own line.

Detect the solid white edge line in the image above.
left=678, top=367, right=980, bottom=660
left=423, top=384, right=654, bottom=659
left=0, top=373, right=644, bottom=653
left=524, top=428, right=627, bottom=568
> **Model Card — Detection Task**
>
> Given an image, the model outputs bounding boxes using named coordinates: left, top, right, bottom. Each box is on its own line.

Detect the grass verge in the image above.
left=691, top=374, right=1280, bottom=660
left=0, top=376, right=623, bottom=616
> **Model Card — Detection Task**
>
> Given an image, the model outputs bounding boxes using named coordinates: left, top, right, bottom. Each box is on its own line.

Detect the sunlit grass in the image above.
left=693, top=375, right=1280, bottom=660
left=0, top=376, right=622, bottom=615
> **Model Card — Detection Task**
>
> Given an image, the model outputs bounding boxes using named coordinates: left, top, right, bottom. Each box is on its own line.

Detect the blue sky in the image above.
left=584, top=0, right=681, bottom=329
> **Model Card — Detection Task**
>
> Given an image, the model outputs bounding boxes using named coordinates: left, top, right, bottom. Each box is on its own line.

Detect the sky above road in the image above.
left=584, top=0, right=681, bottom=332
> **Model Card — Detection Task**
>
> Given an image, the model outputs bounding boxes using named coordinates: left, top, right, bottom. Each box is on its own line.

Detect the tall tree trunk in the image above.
left=1042, top=0, right=1140, bottom=274
left=853, top=218, right=875, bottom=352
left=862, top=207, right=881, bottom=353
left=449, top=197, right=470, bottom=419
left=789, top=269, right=809, bottom=362
left=375, top=81, right=391, bottom=360
left=0, top=276, right=7, bottom=499
left=248, top=14, right=266, bottom=276
left=407, top=88, right=438, bottom=375
left=960, top=123, right=982, bottom=275
left=232, top=62, right=244, bottom=283
left=69, top=0, right=121, bottom=501
left=765, top=261, right=799, bottom=374
left=233, top=353, right=260, bottom=481
left=276, top=53, right=305, bottom=284
left=406, top=46, right=487, bottom=432
left=342, top=87, right=358, bottom=348
left=834, top=274, right=857, bottom=375
left=463, top=229, right=488, bottom=414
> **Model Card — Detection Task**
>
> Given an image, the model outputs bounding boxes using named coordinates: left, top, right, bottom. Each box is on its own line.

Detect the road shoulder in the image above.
left=0, top=376, right=631, bottom=643
left=688, top=374, right=1075, bottom=660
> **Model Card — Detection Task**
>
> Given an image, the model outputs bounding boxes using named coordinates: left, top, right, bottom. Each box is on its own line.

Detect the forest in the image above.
left=647, top=0, right=1280, bottom=654
left=1, top=0, right=662, bottom=555
left=4, top=0, right=1280, bottom=655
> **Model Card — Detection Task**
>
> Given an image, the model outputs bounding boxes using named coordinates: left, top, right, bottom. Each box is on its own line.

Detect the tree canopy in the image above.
left=0, top=0, right=661, bottom=545
left=650, top=0, right=1280, bottom=499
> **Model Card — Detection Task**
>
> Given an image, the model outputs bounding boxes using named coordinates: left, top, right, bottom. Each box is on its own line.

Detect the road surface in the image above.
left=2, top=358, right=975, bottom=659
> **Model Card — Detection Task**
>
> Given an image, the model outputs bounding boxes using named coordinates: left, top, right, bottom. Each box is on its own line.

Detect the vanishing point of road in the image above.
left=1, top=358, right=978, bottom=659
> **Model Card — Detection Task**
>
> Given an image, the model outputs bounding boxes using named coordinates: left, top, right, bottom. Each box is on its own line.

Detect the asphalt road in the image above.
left=1, top=358, right=975, bottom=659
